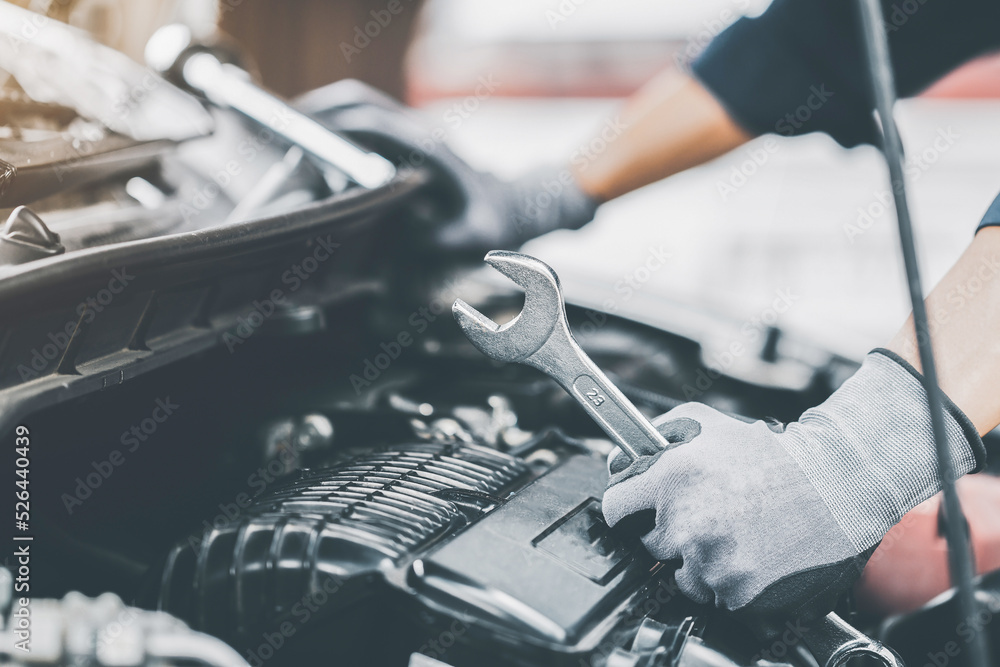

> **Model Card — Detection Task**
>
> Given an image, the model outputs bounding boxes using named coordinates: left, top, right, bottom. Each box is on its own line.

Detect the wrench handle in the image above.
left=530, top=332, right=667, bottom=461
left=570, top=373, right=666, bottom=460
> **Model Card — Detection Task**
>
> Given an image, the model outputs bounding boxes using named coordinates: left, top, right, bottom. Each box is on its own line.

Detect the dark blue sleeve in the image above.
left=978, top=191, right=1000, bottom=232
left=691, top=0, right=1000, bottom=149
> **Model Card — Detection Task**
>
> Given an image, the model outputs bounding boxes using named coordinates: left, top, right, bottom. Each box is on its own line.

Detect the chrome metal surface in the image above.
left=145, top=25, right=395, bottom=189
left=803, top=613, right=904, bottom=667
left=453, top=250, right=667, bottom=460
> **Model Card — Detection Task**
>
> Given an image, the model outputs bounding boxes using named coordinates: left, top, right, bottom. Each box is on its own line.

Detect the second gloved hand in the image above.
left=431, top=166, right=600, bottom=251
left=296, top=79, right=599, bottom=252
left=602, top=349, right=986, bottom=634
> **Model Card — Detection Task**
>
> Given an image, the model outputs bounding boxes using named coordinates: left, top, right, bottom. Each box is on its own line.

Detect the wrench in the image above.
left=453, top=251, right=667, bottom=461
left=453, top=253, right=904, bottom=667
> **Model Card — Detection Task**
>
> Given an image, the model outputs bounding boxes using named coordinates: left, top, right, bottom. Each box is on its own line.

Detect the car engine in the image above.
left=1, top=8, right=999, bottom=667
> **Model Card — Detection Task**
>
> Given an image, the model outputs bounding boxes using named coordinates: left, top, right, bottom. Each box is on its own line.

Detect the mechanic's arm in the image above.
left=456, top=70, right=752, bottom=249
left=486, top=0, right=999, bottom=249
left=889, top=225, right=1000, bottom=434
left=573, top=0, right=1000, bottom=204
left=437, top=71, right=752, bottom=251
left=600, top=227, right=1000, bottom=633
left=592, top=0, right=1000, bottom=637
left=572, top=72, right=752, bottom=202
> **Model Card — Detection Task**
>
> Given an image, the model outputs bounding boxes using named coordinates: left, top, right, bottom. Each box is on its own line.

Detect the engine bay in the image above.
left=0, top=13, right=998, bottom=664
left=11, top=283, right=918, bottom=667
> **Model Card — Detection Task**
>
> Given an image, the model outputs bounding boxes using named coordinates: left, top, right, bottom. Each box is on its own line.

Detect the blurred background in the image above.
left=11, top=0, right=1000, bottom=360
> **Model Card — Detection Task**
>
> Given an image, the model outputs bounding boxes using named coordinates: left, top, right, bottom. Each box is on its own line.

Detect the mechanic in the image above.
left=464, top=0, right=1000, bottom=627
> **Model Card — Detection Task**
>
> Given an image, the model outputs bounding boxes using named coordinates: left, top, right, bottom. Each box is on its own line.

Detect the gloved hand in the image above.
left=295, top=79, right=599, bottom=252
left=432, top=166, right=599, bottom=251
left=602, top=348, right=985, bottom=634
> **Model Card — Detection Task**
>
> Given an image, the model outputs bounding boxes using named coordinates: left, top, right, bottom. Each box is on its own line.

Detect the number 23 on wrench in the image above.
left=452, top=251, right=667, bottom=461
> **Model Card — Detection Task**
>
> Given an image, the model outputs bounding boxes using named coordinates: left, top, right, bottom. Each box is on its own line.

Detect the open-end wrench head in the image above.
left=452, top=251, right=566, bottom=363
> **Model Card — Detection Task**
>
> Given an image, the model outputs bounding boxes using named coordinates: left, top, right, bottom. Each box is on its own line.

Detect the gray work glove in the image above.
left=433, top=166, right=599, bottom=251
left=296, top=79, right=599, bottom=252
left=603, top=349, right=985, bottom=635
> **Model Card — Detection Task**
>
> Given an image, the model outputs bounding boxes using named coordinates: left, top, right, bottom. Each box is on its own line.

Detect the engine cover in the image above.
left=152, top=442, right=684, bottom=666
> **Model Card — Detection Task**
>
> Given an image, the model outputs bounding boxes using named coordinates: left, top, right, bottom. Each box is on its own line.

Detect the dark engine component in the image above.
left=409, top=455, right=657, bottom=648
left=151, top=441, right=698, bottom=666
left=155, top=444, right=528, bottom=639
left=880, top=568, right=1000, bottom=667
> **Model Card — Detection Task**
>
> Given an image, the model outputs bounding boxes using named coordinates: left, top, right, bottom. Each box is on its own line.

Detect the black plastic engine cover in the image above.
left=152, top=442, right=669, bottom=665
left=154, top=443, right=528, bottom=640
left=409, top=454, right=655, bottom=649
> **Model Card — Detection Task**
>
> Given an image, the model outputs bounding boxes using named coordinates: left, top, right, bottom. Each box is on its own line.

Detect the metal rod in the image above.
left=854, top=2, right=989, bottom=665
left=182, top=53, right=396, bottom=189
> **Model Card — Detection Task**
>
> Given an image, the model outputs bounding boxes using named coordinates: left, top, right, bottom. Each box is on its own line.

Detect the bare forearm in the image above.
left=887, top=226, right=1000, bottom=434
left=573, top=71, right=753, bottom=202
